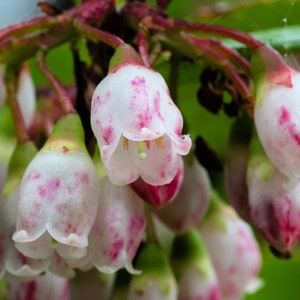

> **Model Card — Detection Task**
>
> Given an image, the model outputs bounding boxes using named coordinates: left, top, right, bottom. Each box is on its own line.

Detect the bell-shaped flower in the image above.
left=171, top=230, right=221, bottom=300
left=154, top=157, right=211, bottom=233
left=13, top=114, right=100, bottom=260
left=131, top=156, right=184, bottom=208
left=0, top=141, right=50, bottom=278
left=88, top=177, right=146, bottom=274
left=91, top=45, right=192, bottom=186
left=7, top=271, right=70, bottom=300
left=199, top=193, right=262, bottom=300
left=128, top=243, right=178, bottom=300
left=253, top=44, right=300, bottom=180
left=248, top=153, right=300, bottom=254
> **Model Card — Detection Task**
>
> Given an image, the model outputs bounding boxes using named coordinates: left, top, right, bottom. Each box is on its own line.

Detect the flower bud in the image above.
left=199, top=193, right=262, bottom=300
left=0, top=63, right=36, bottom=128
left=13, top=114, right=100, bottom=260
left=154, top=157, right=211, bottom=233
left=91, top=44, right=191, bottom=186
left=171, top=230, right=221, bottom=300
left=131, top=156, right=184, bottom=208
left=253, top=44, right=300, bottom=180
left=7, top=272, right=70, bottom=300
left=88, top=177, right=145, bottom=274
left=128, top=243, right=177, bottom=300
left=248, top=152, right=300, bottom=253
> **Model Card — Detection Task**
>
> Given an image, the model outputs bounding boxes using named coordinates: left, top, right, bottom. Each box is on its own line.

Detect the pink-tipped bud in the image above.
left=154, top=158, right=211, bottom=233
left=253, top=44, right=300, bottom=180
left=199, top=193, right=262, bottom=300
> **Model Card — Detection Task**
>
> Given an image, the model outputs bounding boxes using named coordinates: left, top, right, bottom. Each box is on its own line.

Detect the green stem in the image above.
left=37, top=52, right=76, bottom=115
left=145, top=204, right=158, bottom=243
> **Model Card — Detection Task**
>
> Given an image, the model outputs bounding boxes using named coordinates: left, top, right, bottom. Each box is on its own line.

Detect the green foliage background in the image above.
left=27, top=0, right=300, bottom=298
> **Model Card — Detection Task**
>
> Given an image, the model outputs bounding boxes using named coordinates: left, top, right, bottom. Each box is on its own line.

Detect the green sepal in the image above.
left=251, top=44, right=291, bottom=107
left=248, top=135, right=275, bottom=182
left=108, top=44, right=143, bottom=73
left=2, top=141, right=37, bottom=197
left=131, top=243, right=175, bottom=296
left=42, top=113, right=86, bottom=153
left=199, top=191, right=233, bottom=234
left=171, top=230, right=212, bottom=280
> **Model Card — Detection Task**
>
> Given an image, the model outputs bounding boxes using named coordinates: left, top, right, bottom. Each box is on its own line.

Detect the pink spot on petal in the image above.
left=110, top=239, right=124, bottom=260
left=278, top=106, right=290, bottom=125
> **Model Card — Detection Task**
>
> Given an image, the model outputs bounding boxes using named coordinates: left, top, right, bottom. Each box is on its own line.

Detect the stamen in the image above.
left=145, top=140, right=151, bottom=149
left=137, top=141, right=147, bottom=160
left=123, top=137, right=129, bottom=150
left=154, top=137, right=163, bottom=148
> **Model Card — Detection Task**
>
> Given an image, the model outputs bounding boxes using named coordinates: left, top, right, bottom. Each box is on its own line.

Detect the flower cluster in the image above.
left=2, top=0, right=299, bottom=298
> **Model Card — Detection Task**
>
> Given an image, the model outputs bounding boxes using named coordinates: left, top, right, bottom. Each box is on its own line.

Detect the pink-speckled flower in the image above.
left=87, top=177, right=146, bottom=274
left=253, top=44, right=300, bottom=180
left=91, top=51, right=192, bottom=186
left=199, top=194, right=262, bottom=300
left=0, top=142, right=51, bottom=278
left=154, top=158, right=211, bottom=233
left=13, top=115, right=100, bottom=260
left=7, top=271, right=70, bottom=300
left=248, top=155, right=300, bottom=253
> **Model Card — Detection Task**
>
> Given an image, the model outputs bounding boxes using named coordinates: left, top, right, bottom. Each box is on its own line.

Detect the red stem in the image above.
left=185, top=34, right=251, bottom=74
left=74, top=19, right=125, bottom=49
left=5, top=66, right=30, bottom=144
left=174, top=20, right=263, bottom=50
left=37, top=53, right=76, bottom=115
left=137, top=28, right=151, bottom=67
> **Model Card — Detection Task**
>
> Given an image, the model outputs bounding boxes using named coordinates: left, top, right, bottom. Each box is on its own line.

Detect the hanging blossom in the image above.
left=248, top=154, right=300, bottom=254
left=199, top=194, right=262, bottom=300
left=91, top=45, right=192, bottom=186
left=69, top=177, right=146, bottom=275
left=13, top=115, right=100, bottom=261
left=253, top=44, right=300, bottom=181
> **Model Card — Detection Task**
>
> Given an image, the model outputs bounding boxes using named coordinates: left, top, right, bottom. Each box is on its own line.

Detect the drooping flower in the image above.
left=13, top=114, right=100, bottom=260
left=91, top=45, right=192, bottom=186
left=253, top=44, right=300, bottom=180
left=199, top=193, right=262, bottom=300
left=0, top=142, right=50, bottom=278
left=154, top=157, right=211, bottom=233
left=171, top=230, right=221, bottom=300
left=87, top=177, right=146, bottom=274
left=248, top=153, right=300, bottom=254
